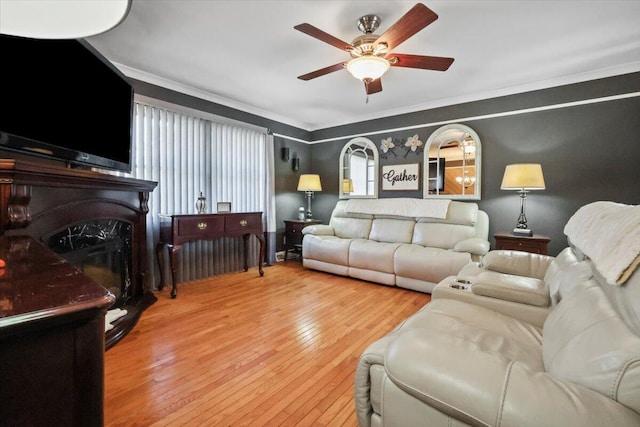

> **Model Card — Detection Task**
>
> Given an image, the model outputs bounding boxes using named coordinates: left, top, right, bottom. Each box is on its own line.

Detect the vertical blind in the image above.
left=129, top=102, right=276, bottom=286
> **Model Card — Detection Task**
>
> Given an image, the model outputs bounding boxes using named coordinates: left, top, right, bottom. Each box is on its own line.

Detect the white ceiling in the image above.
left=87, top=1, right=640, bottom=132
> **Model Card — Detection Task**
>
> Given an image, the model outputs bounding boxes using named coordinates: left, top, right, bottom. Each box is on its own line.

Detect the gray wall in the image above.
left=308, top=73, right=640, bottom=256
left=29, top=73, right=633, bottom=257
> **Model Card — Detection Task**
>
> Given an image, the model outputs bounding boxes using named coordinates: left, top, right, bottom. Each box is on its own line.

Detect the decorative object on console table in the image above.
left=217, top=202, right=231, bottom=213
left=500, top=163, right=546, bottom=236
left=283, top=219, right=322, bottom=261
left=156, top=212, right=265, bottom=299
left=0, top=235, right=114, bottom=426
left=297, top=174, right=322, bottom=219
left=195, top=192, right=207, bottom=214
left=494, top=232, right=550, bottom=255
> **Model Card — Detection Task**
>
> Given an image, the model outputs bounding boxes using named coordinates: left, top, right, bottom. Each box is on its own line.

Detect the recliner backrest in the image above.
left=329, top=201, right=372, bottom=239
left=544, top=247, right=593, bottom=305
left=543, top=267, right=640, bottom=414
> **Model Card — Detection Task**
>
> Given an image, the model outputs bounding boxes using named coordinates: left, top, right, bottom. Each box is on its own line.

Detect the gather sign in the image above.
left=381, top=163, right=420, bottom=191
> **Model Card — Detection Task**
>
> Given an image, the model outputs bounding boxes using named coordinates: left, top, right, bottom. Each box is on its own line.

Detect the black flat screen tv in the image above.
left=0, top=34, right=133, bottom=172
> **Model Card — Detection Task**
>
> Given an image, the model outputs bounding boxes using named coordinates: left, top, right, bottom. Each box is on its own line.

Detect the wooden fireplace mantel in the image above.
left=0, top=158, right=158, bottom=349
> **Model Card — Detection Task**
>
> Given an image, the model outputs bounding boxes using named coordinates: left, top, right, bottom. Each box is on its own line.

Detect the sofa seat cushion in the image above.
left=394, top=244, right=472, bottom=284
left=385, top=325, right=640, bottom=427
left=349, top=239, right=401, bottom=274
left=402, top=299, right=544, bottom=363
left=302, top=235, right=352, bottom=266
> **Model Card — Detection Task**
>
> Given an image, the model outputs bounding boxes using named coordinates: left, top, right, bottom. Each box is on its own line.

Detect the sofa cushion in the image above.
left=403, top=299, right=544, bottom=354
left=417, top=201, right=478, bottom=226
left=302, top=235, right=352, bottom=266
left=543, top=277, right=640, bottom=414
left=544, top=247, right=593, bottom=305
left=369, top=218, right=415, bottom=244
left=412, top=223, right=475, bottom=249
left=349, top=239, right=401, bottom=274
left=394, top=244, right=471, bottom=284
left=481, top=250, right=553, bottom=279
left=330, top=217, right=372, bottom=239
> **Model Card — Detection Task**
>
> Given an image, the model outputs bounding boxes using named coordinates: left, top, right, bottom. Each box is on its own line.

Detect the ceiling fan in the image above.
left=294, top=3, right=454, bottom=97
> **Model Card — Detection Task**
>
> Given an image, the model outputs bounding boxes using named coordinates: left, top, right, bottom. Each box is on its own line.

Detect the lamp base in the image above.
left=512, top=228, right=533, bottom=237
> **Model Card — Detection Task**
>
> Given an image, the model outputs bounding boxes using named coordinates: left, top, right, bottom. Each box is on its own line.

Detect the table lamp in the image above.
left=342, top=179, right=354, bottom=194
left=297, top=174, right=322, bottom=219
left=501, top=163, right=545, bottom=236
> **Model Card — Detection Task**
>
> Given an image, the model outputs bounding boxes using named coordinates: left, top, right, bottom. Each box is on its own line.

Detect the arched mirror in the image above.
left=423, top=124, right=481, bottom=199
left=339, top=137, right=379, bottom=199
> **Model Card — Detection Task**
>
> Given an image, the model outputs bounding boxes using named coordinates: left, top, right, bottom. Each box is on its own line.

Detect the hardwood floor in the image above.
left=105, top=262, right=431, bottom=426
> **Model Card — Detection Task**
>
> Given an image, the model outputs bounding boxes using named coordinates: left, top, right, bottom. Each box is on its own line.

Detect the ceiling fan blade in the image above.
left=297, top=62, right=346, bottom=81
left=365, top=78, right=382, bottom=95
left=389, top=53, right=454, bottom=71
left=375, top=3, right=438, bottom=52
left=294, top=23, right=352, bottom=51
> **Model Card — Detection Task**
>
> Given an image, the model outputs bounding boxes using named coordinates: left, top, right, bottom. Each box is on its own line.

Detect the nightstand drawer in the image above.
left=494, top=232, right=550, bottom=255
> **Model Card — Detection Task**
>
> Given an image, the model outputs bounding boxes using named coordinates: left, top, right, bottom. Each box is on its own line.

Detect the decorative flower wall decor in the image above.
left=381, top=137, right=395, bottom=153
left=405, top=134, right=423, bottom=152
left=380, top=134, right=424, bottom=158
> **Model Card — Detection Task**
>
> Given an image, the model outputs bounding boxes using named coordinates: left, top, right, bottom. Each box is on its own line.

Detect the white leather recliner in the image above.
left=355, top=201, right=640, bottom=426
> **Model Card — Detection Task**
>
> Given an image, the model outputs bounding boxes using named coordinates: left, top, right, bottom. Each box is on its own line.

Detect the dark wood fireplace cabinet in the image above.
left=0, top=159, right=158, bottom=349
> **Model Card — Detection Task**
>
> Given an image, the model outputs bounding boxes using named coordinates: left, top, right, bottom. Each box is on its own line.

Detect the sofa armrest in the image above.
left=301, top=224, right=334, bottom=236
left=471, top=271, right=550, bottom=307
left=453, top=237, right=490, bottom=256
left=481, top=250, right=554, bottom=280
left=385, top=329, right=640, bottom=427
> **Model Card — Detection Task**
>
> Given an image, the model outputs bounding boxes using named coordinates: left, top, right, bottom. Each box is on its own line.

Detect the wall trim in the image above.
left=275, top=91, right=640, bottom=144
left=134, top=94, right=268, bottom=134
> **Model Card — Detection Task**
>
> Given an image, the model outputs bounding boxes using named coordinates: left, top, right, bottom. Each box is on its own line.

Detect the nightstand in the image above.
left=284, top=219, right=322, bottom=260
left=494, top=232, right=550, bottom=255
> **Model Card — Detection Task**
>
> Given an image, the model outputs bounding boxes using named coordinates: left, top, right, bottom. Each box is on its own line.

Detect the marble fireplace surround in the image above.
left=0, top=159, right=157, bottom=349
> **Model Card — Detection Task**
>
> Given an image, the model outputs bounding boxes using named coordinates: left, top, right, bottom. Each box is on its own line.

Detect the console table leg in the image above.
left=242, top=234, right=250, bottom=272
left=257, top=234, right=265, bottom=276
left=169, top=247, right=179, bottom=299
left=155, top=243, right=166, bottom=291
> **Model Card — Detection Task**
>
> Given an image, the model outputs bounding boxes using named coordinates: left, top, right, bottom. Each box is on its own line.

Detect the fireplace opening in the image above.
left=45, top=220, right=133, bottom=306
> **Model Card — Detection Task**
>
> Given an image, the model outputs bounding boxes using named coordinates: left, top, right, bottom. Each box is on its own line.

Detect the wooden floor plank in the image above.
left=105, top=262, right=430, bottom=426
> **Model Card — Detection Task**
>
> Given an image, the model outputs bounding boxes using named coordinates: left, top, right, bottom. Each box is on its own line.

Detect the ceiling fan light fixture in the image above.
left=346, top=56, right=390, bottom=81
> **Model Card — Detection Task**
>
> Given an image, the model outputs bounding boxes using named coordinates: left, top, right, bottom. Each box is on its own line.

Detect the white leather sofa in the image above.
left=302, top=199, right=490, bottom=293
left=355, top=201, right=640, bottom=426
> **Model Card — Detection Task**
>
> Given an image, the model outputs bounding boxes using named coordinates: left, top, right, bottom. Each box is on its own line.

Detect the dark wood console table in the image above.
left=156, top=212, right=265, bottom=298
left=0, top=235, right=114, bottom=426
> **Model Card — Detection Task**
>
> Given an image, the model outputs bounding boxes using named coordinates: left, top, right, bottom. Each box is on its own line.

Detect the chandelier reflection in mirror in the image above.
left=456, top=140, right=476, bottom=188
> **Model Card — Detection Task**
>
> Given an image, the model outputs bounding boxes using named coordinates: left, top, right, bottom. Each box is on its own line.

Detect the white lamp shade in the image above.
left=0, top=0, right=131, bottom=39
left=501, top=164, right=546, bottom=190
left=297, top=174, right=322, bottom=192
left=346, top=56, right=390, bottom=81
